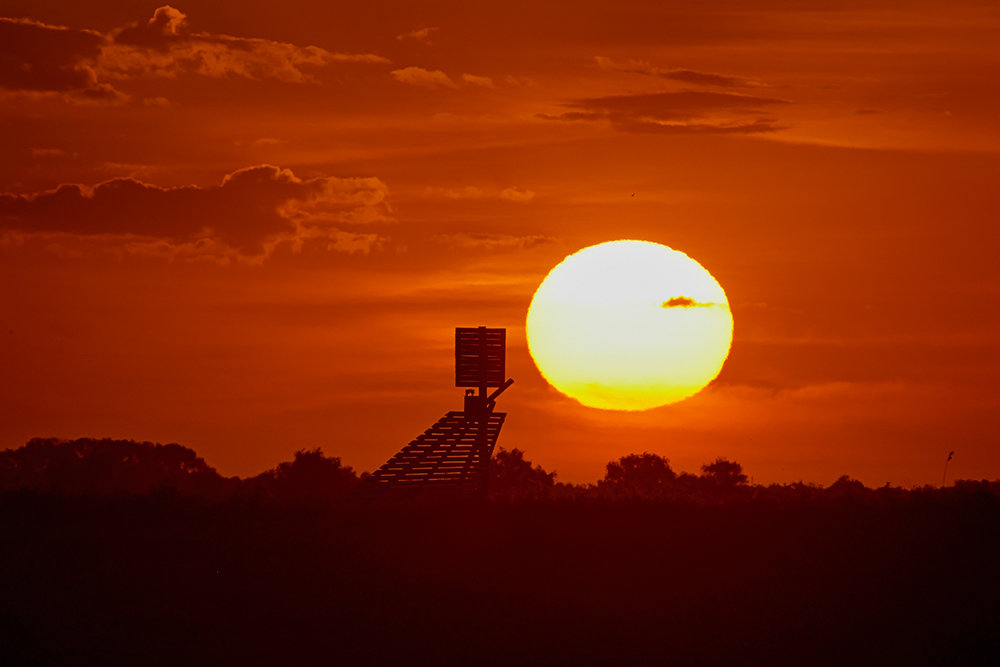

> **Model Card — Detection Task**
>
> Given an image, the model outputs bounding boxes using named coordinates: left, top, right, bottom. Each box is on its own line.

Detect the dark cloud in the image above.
left=0, top=165, right=390, bottom=260
left=662, top=296, right=718, bottom=308
left=0, top=17, right=122, bottom=100
left=664, top=69, right=747, bottom=87
left=545, top=90, right=786, bottom=134
left=573, top=91, right=786, bottom=117
left=595, top=57, right=753, bottom=88
left=113, top=5, right=189, bottom=51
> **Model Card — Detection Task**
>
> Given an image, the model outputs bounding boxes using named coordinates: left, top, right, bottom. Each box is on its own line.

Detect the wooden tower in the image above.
left=357, top=326, right=513, bottom=499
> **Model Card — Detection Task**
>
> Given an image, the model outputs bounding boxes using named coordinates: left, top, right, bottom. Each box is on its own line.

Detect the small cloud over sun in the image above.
left=662, top=296, right=717, bottom=308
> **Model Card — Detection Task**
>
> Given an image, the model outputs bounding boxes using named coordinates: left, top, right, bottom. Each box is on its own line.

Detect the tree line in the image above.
left=2, top=436, right=997, bottom=505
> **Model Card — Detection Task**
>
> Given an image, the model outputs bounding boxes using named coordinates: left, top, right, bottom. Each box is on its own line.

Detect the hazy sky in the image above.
left=2, top=1, right=999, bottom=486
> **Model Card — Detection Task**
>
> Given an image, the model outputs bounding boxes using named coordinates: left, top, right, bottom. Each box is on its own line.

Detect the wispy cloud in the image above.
left=396, top=27, right=439, bottom=44
left=390, top=66, right=458, bottom=88
left=499, top=186, right=535, bottom=203
left=435, top=233, right=554, bottom=251
left=461, top=73, right=495, bottom=88
left=392, top=68, right=502, bottom=90
left=425, top=185, right=535, bottom=202
left=542, top=90, right=787, bottom=134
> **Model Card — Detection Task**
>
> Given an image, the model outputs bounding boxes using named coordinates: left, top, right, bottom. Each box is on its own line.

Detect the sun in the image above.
left=525, top=240, right=733, bottom=410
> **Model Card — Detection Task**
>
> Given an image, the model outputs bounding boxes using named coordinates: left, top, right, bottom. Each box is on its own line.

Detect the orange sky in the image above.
left=2, top=1, right=999, bottom=486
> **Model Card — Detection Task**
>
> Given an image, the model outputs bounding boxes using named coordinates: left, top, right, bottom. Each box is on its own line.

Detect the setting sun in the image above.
left=526, top=240, right=733, bottom=410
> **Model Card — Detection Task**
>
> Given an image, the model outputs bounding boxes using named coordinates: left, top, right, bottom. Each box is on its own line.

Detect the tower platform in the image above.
left=357, top=410, right=505, bottom=500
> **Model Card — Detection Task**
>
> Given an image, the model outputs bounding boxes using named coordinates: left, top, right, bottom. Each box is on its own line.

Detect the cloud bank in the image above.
left=0, top=17, right=122, bottom=102
left=0, top=165, right=391, bottom=261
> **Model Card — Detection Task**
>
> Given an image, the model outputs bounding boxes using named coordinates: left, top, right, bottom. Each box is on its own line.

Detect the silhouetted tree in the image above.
left=246, top=448, right=358, bottom=503
left=700, top=458, right=748, bottom=488
left=826, top=474, right=869, bottom=500
left=489, top=447, right=556, bottom=500
left=599, top=452, right=676, bottom=498
left=754, top=480, right=825, bottom=505
left=0, top=437, right=233, bottom=497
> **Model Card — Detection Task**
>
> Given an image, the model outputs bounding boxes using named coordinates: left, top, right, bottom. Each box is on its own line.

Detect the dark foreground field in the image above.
left=3, top=490, right=998, bottom=666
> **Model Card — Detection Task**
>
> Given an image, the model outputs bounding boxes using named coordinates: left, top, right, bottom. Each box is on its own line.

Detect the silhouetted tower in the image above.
left=358, top=326, right=513, bottom=500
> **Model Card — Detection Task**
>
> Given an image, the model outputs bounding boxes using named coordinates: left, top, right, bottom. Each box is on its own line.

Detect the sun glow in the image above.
left=526, top=240, right=733, bottom=410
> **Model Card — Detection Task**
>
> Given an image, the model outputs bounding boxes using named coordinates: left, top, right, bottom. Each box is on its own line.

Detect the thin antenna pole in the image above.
left=942, top=450, right=954, bottom=487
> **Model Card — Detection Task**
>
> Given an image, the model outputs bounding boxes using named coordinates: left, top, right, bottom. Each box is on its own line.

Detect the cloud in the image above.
left=425, top=186, right=487, bottom=199
left=238, top=137, right=287, bottom=148
left=542, top=90, right=786, bottom=134
left=0, top=17, right=125, bottom=101
left=595, top=56, right=754, bottom=88
left=425, top=185, right=535, bottom=202
left=391, top=66, right=458, bottom=88
left=30, top=148, right=78, bottom=159
left=499, top=186, right=535, bottom=203
left=396, top=27, right=439, bottom=44
left=663, top=70, right=749, bottom=88
left=0, top=165, right=391, bottom=261
left=392, top=68, right=499, bottom=90
left=435, top=233, right=554, bottom=251
left=0, top=7, right=388, bottom=103
left=101, top=6, right=388, bottom=84
left=572, top=90, right=785, bottom=118
left=662, top=296, right=718, bottom=308
left=461, top=73, right=495, bottom=88
left=115, top=5, right=187, bottom=48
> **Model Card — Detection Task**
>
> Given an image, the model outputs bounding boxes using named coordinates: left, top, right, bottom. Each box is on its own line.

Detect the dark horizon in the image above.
left=4, top=436, right=999, bottom=665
